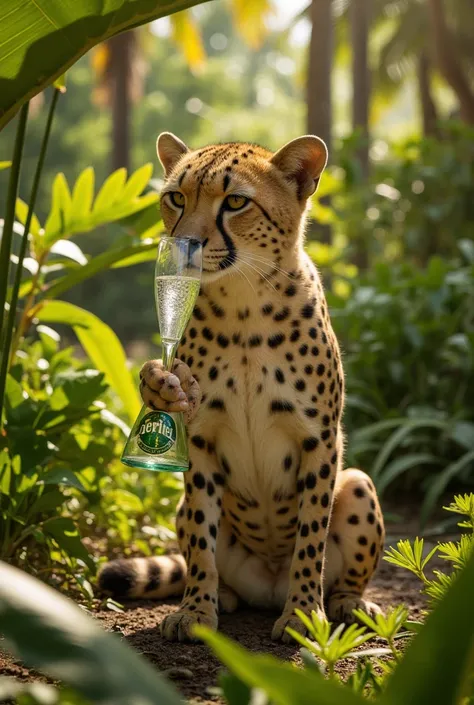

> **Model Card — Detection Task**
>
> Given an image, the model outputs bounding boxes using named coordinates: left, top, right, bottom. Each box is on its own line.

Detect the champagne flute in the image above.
left=121, top=237, right=202, bottom=472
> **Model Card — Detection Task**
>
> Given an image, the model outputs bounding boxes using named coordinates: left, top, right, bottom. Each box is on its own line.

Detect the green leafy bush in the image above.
left=335, top=123, right=474, bottom=268
left=324, top=250, right=474, bottom=519
left=0, top=103, right=180, bottom=580
left=0, top=334, right=181, bottom=588
left=385, top=493, right=474, bottom=606
left=0, top=334, right=121, bottom=584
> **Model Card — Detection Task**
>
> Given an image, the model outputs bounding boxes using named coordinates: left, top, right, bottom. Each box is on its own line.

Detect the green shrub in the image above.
left=0, top=105, right=181, bottom=582
left=385, top=493, right=474, bottom=605
left=324, top=250, right=474, bottom=519
left=0, top=335, right=119, bottom=586
left=335, top=122, right=474, bottom=268
left=0, top=334, right=181, bottom=590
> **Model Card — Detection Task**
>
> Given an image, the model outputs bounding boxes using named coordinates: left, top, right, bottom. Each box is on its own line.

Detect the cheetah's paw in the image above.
left=160, top=609, right=217, bottom=642
left=327, top=594, right=382, bottom=625
left=140, top=359, right=201, bottom=423
left=271, top=606, right=325, bottom=644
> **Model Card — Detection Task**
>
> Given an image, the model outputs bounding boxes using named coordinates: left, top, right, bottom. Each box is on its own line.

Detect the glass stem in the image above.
left=162, top=339, right=178, bottom=372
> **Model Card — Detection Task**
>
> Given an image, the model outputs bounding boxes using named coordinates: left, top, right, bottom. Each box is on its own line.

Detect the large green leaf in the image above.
left=0, top=0, right=212, bottom=130
left=420, top=450, right=474, bottom=528
left=36, top=301, right=140, bottom=424
left=40, top=165, right=160, bottom=248
left=370, top=418, right=448, bottom=481
left=0, top=562, right=182, bottom=705
left=43, top=517, right=95, bottom=571
left=44, top=241, right=158, bottom=300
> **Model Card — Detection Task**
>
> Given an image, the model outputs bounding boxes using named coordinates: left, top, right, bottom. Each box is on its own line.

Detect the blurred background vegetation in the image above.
left=1, top=0, right=473, bottom=586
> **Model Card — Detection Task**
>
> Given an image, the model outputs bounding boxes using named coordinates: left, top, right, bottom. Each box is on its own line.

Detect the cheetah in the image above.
left=98, top=132, right=385, bottom=642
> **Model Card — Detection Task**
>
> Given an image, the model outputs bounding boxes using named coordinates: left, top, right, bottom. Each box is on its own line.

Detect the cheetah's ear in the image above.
left=157, top=132, right=189, bottom=176
left=270, top=135, right=328, bottom=200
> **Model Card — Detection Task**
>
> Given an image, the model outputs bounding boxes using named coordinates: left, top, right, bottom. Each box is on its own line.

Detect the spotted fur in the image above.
left=98, top=133, right=385, bottom=642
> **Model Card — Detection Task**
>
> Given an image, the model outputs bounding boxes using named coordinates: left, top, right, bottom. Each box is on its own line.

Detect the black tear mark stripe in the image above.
left=171, top=207, right=184, bottom=236
left=223, top=173, right=231, bottom=191
left=215, top=203, right=237, bottom=270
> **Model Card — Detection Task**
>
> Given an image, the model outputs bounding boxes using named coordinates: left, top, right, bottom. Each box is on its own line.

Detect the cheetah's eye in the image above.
left=223, top=195, right=249, bottom=211
left=168, top=191, right=185, bottom=208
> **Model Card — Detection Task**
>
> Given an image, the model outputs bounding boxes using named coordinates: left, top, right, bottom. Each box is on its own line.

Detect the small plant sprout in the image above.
left=437, top=535, right=473, bottom=571
left=384, top=537, right=438, bottom=583
left=443, top=493, right=474, bottom=531
left=286, top=608, right=387, bottom=679
left=353, top=605, right=409, bottom=662
left=384, top=493, right=474, bottom=606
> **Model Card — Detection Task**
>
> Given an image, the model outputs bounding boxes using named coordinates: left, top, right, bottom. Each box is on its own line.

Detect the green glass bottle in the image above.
left=121, top=237, right=202, bottom=472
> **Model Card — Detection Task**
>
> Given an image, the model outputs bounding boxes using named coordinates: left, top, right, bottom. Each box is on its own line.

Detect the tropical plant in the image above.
left=326, top=249, right=474, bottom=521
left=0, top=86, right=173, bottom=580
left=385, top=492, right=474, bottom=605
left=2, top=158, right=162, bottom=424
left=1, top=336, right=121, bottom=580
left=0, top=0, right=213, bottom=131
left=285, top=604, right=409, bottom=685
left=199, top=545, right=474, bottom=704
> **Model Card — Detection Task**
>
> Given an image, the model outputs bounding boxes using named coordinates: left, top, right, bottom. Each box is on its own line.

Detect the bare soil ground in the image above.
left=0, top=514, right=447, bottom=704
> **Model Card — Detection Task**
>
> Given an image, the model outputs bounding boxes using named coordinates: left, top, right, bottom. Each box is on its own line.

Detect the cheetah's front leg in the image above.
left=272, top=432, right=341, bottom=643
left=141, top=358, right=222, bottom=641
left=161, top=438, right=224, bottom=641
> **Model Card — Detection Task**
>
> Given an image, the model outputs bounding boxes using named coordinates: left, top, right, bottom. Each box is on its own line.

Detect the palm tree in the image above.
left=426, top=0, right=474, bottom=123
left=417, top=50, right=439, bottom=136
left=91, top=30, right=143, bottom=172
left=306, top=0, right=333, bottom=152
left=306, top=0, right=334, bottom=247
left=373, top=0, right=440, bottom=136
left=374, top=0, right=474, bottom=131
left=350, top=0, right=371, bottom=176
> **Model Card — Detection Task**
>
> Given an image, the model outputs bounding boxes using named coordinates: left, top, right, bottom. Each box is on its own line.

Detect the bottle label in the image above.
left=136, top=411, right=176, bottom=455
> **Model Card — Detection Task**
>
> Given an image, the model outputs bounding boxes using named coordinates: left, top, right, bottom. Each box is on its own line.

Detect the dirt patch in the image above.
left=0, top=559, right=427, bottom=704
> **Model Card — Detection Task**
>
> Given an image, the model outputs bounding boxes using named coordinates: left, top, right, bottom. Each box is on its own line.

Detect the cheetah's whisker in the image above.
left=240, top=252, right=294, bottom=282
left=237, top=257, right=278, bottom=294
left=233, top=259, right=258, bottom=296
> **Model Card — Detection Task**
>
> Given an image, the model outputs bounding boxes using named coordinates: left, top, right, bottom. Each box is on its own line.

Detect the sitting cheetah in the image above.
left=99, top=132, right=385, bottom=642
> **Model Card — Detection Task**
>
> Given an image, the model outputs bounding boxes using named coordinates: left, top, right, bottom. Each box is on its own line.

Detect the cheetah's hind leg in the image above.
left=324, top=468, right=385, bottom=624
left=218, top=579, right=240, bottom=613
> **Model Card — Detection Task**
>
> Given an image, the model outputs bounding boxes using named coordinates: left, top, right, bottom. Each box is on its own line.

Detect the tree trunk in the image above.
left=307, top=0, right=333, bottom=246
left=417, top=51, right=439, bottom=137
left=427, top=0, right=474, bottom=123
left=109, top=32, right=132, bottom=172
left=307, top=0, right=333, bottom=153
left=350, top=0, right=371, bottom=271
left=350, top=0, right=370, bottom=179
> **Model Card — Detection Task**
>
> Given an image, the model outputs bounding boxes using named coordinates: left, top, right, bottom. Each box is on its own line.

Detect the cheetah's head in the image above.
left=157, top=133, right=327, bottom=284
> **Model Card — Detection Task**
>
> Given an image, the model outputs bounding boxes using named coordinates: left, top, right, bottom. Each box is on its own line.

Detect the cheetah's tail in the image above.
left=97, top=554, right=186, bottom=600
